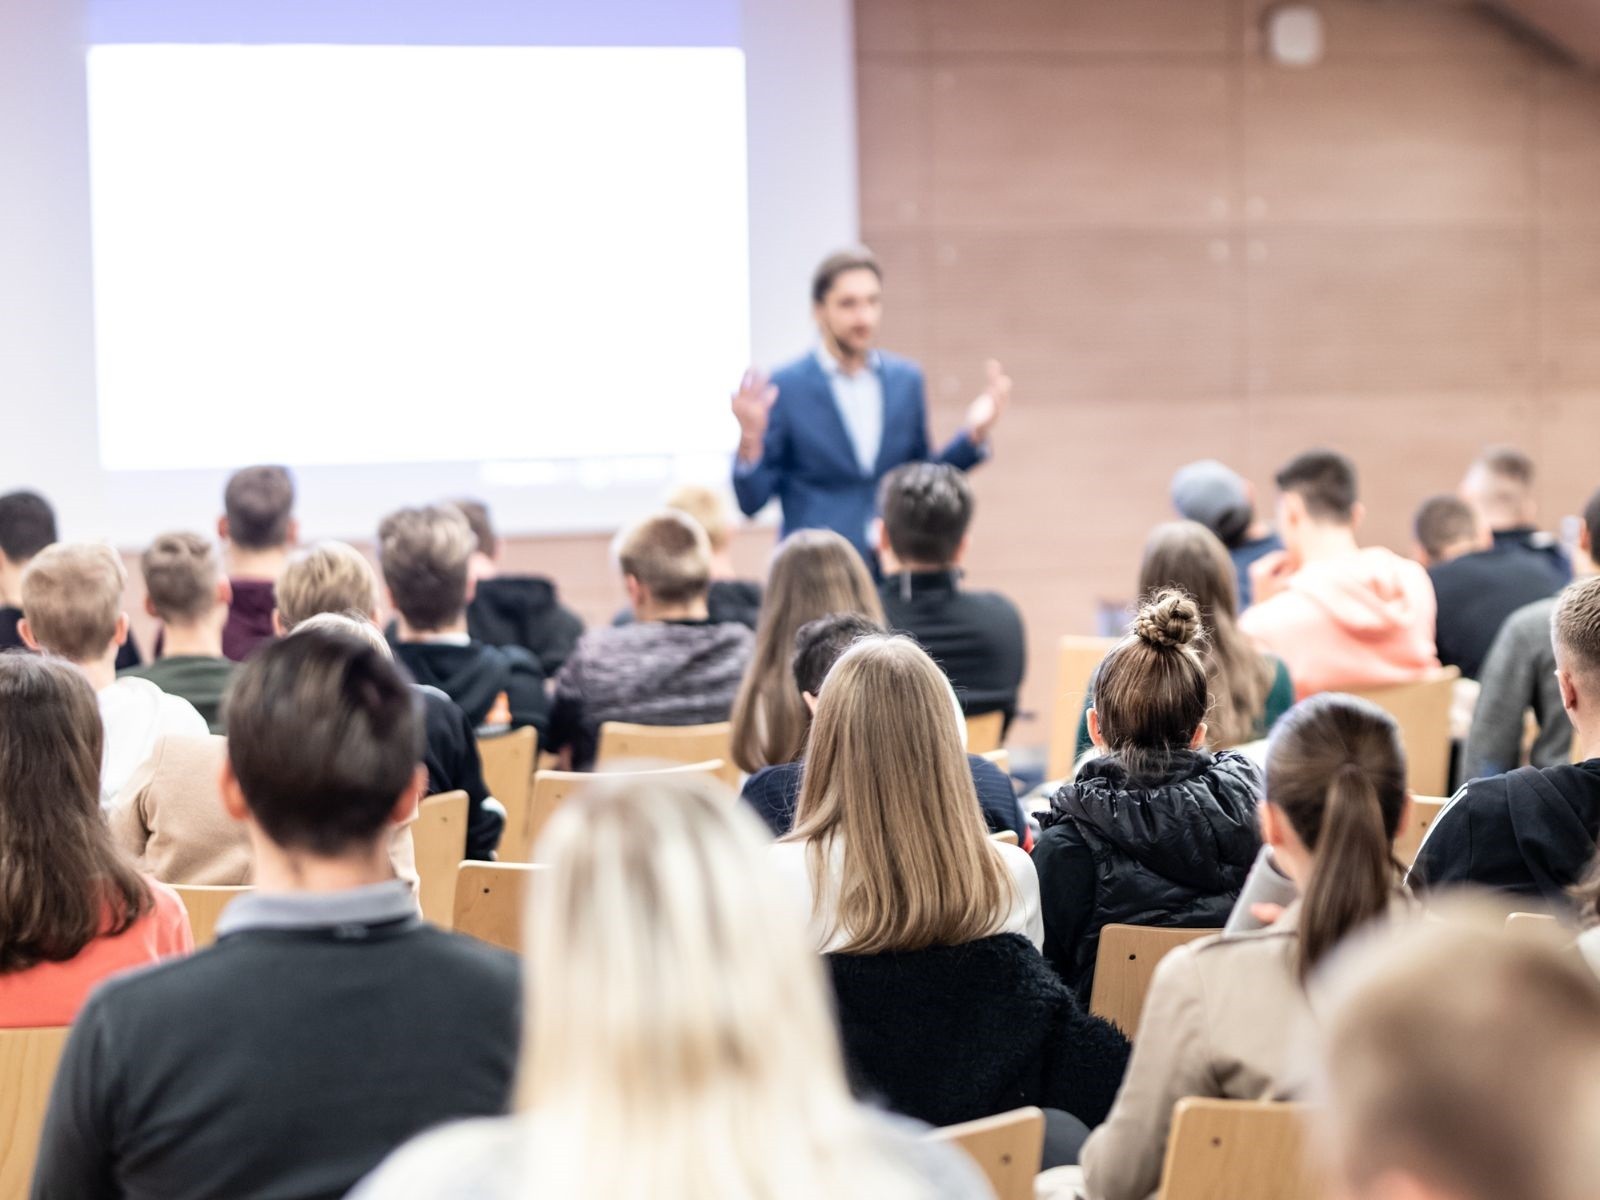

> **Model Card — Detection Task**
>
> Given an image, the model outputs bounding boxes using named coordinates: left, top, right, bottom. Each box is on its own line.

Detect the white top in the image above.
left=771, top=835, right=1044, bottom=953
left=97, top=677, right=208, bottom=807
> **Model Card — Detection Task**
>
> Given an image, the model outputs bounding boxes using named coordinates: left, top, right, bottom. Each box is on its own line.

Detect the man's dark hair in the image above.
left=1477, top=445, right=1536, bottom=488
left=1585, top=486, right=1600, bottom=557
left=224, top=465, right=296, bottom=550
left=451, top=498, right=496, bottom=558
left=878, top=462, right=974, bottom=567
left=811, top=248, right=882, bottom=305
left=1414, top=495, right=1478, bottom=561
left=0, top=491, right=57, bottom=563
left=224, top=628, right=422, bottom=856
left=792, top=613, right=885, bottom=698
left=1275, top=449, right=1358, bottom=524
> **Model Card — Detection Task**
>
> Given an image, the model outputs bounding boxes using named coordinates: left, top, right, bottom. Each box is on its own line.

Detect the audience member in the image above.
left=1411, top=574, right=1600, bottom=907
left=19, top=543, right=206, bottom=804
left=1170, top=459, right=1282, bottom=608
left=32, top=629, right=520, bottom=1199
left=352, top=776, right=991, bottom=1200
left=741, top=612, right=1026, bottom=842
left=453, top=498, right=585, bottom=675
left=1415, top=493, right=1562, bottom=681
left=217, top=464, right=297, bottom=661
left=0, top=654, right=190, bottom=1028
left=1079, top=693, right=1408, bottom=1200
left=1034, top=591, right=1262, bottom=1001
left=610, top=484, right=765, bottom=630
left=876, top=462, right=1025, bottom=729
left=730, top=528, right=884, bottom=773
left=120, top=532, right=235, bottom=732
left=382, top=504, right=549, bottom=737
left=1239, top=449, right=1437, bottom=697
left=1461, top=444, right=1570, bottom=586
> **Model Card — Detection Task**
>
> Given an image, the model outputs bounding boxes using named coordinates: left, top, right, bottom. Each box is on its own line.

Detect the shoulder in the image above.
left=993, top=841, right=1040, bottom=889
left=412, top=926, right=522, bottom=984
left=769, top=354, right=822, bottom=390
left=874, top=350, right=923, bottom=382
left=156, top=689, right=208, bottom=732
left=349, top=1117, right=524, bottom=1200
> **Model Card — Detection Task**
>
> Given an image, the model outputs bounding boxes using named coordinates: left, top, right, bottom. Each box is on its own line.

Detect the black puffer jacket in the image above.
left=1032, top=749, right=1262, bottom=1001
left=467, top=575, right=585, bottom=678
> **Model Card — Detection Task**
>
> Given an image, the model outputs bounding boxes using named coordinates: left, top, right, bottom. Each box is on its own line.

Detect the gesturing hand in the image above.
left=731, top=367, right=777, bottom=462
left=965, top=359, right=1011, bottom=445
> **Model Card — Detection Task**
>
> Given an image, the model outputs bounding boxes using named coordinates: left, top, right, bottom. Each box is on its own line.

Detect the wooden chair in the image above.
left=414, top=791, right=468, bottom=928
left=1344, top=668, right=1460, bottom=797
left=965, top=710, right=1005, bottom=754
left=477, top=726, right=537, bottom=859
left=596, top=721, right=738, bottom=787
left=1391, top=795, right=1447, bottom=869
left=0, top=1026, right=71, bottom=1197
left=927, top=1107, right=1044, bottom=1200
left=1090, top=924, right=1219, bottom=1037
left=991, top=829, right=1020, bottom=846
left=453, top=862, right=544, bottom=952
left=1155, top=1099, right=1321, bottom=1200
left=1047, top=635, right=1117, bottom=780
left=504, top=760, right=726, bottom=863
left=172, top=884, right=251, bottom=949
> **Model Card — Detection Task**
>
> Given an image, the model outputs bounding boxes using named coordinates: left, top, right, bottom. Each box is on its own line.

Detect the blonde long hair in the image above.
left=788, top=635, right=1013, bottom=954
left=729, top=530, right=883, bottom=773
left=518, top=778, right=920, bottom=1200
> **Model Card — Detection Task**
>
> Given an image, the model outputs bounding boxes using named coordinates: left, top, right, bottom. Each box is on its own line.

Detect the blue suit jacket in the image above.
left=731, top=350, right=985, bottom=560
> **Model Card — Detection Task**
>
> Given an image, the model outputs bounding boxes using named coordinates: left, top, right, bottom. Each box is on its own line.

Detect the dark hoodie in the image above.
left=1032, top=749, right=1263, bottom=1001
left=1408, top=760, right=1600, bottom=909
left=466, top=575, right=584, bottom=678
left=390, top=637, right=549, bottom=736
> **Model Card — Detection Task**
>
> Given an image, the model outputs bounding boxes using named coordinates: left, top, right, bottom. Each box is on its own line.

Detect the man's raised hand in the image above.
left=731, top=367, right=777, bottom=463
left=965, top=359, right=1011, bottom=445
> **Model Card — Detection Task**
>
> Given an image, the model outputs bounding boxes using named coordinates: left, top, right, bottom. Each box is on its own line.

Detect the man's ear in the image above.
left=1558, top=665, right=1581, bottom=716
left=217, top=576, right=234, bottom=608
left=270, top=608, right=286, bottom=637
left=113, top=612, right=129, bottom=648
left=872, top=518, right=888, bottom=553
left=623, top=573, right=645, bottom=608
left=219, top=756, right=250, bottom=823
left=951, top=532, right=972, bottom=567
left=1350, top=500, right=1367, bottom=531
left=389, top=764, right=427, bottom=827
left=16, top=618, right=38, bottom=651
left=144, top=595, right=160, bottom=620
left=463, top=575, right=477, bottom=605
left=217, top=515, right=230, bottom=543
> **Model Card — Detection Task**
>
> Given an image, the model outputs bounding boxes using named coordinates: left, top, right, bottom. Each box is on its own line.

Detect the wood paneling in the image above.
left=1540, top=230, right=1600, bottom=385
left=1538, top=70, right=1600, bottom=222
left=1241, top=0, right=1543, bottom=63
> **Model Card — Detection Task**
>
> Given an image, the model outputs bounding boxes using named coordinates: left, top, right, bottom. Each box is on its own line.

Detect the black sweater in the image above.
left=880, top=571, right=1026, bottom=729
left=417, top=685, right=499, bottom=859
left=390, top=638, right=549, bottom=736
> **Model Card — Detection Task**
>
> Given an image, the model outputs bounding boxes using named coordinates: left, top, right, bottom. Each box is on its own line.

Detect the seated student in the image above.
left=1461, top=444, right=1571, bottom=586
left=216, top=464, right=297, bottom=661
left=1411, top=575, right=1600, bottom=907
left=1415, top=494, right=1559, bottom=682
left=33, top=629, right=521, bottom=1200
left=120, top=532, right=236, bottom=732
left=19, top=543, right=207, bottom=804
left=741, top=612, right=1027, bottom=842
left=875, top=462, right=1025, bottom=730
left=730, top=529, right=884, bottom=774
left=351, top=777, right=992, bottom=1200
left=1239, top=449, right=1438, bottom=698
left=548, top=511, right=754, bottom=771
left=453, top=498, right=585, bottom=676
left=1170, top=459, right=1283, bottom=609
left=1033, top=592, right=1263, bottom=1002
left=381, top=504, right=549, bottom=736
left=1078, top=693, right=1408, bottom=1200
left=1074, top=521, right=1293, bottom=762
left=0, top=654, right=191, bottom=1028
left=612, top=484, right=763, bottom=630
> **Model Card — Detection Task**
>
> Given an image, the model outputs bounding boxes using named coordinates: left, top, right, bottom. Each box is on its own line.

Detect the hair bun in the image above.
left=1134, top=590, right=1201, bottom=650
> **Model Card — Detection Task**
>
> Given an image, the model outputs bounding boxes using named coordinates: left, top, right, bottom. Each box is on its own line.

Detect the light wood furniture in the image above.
left=477, top=727, right=537, bottom=859
left=928, top=1107, right=1044, bottom=1200
left=414, top=791, right=468, bottom=928
left=171, top=884, right=251, bottom=949
left=505, top=761, right=726, bottom=862
left=1155, top=1099, right=1321, bottom=1200
left=0, top=1025, right=71, bottom=1197
left=596, top=721, right=738, bottom=787
left=1047, top=636, right=1117, bottom=780
left=1391, top=795, right=1447, bottom=869
left=965, top=710, right=1006, bottom=754
left=453, top=862, right=543, bottom=952
left=991, top=829, right=1019, bottom=846
left=1090, top=924, right=1219, bottom=1037
left=1344, top=668, right=1460, bottom=798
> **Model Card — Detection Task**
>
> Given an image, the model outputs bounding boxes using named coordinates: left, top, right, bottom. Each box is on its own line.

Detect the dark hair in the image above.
left=879, top=463, right=973, bottom=567
left=0, top=654, right=149, bottom=973
left=0, top=490, right=57, bottom=562
left=811, top=248, right=882, bottom=305
left=224, top=465, right=296, bottom=550
left=1414, top=495, right=1479, bottom=561
left=792, top=613, right=885, bottom=698
left=225, top=628, right=423, bottom=856
left=1584, top=486, right=1600, bottom=557
left=1092, top=589, right=1210, bottom=780
left=1275, top=450, right=1358, bottom=523
left=452, top=499, right=496, bottom=558
left=1477, top=445, right=1535, bottom=488
left=1265, top=693, right=1406, bottom=983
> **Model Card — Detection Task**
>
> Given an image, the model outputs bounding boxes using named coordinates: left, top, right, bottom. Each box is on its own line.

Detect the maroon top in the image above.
left=223, top=578, right=278, bottom=662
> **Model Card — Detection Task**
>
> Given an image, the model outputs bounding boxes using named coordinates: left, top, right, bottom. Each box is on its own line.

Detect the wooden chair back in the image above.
left=507, top=761, right=726, bottom=862
left=1156, top=1099, right=1321, bottom=1200
left=1090, top=924, right=1219, bottom=1036
left=0, top=1026, right=71, bottom=1197
left=453, top=862, right=544, bottom=952
left=965, top=710, right=1005, bottom=754
left=928, top=1107, right=1044, bottom=1200
left=596, top=721, right=738, bottom=786
left=1048, top=635, right=1117, bottom=780
left=172, top=884, right=251, bottom=949
left=477, top=727, right=537, bottom=858
left=991, top=829, right=1019, bottom=846
left=1344, top=668, right=1460, bottom=797
left=414, top=791, right=469, bottom=928
left=1391, top=795, right=1447, bottom=868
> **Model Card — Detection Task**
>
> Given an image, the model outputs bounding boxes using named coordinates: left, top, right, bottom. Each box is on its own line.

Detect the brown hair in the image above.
left=378, top=504, right=475, bottom=631
left=140, top=532, right=222, bottom=624
left=1265, top=693, right=1405, bottom=983
left=1553, top=575, right=1600, bottom=690
left=451, top=499, right=497, bottom=558
left=1091, top=589, right=1210, bottom=780
left=729, top=530, right=884, bottom=773
left=665, top=484, right=733, bottom=553
left=19, top=542, right=126, bottom=662
left=277, top=541, right=380, bottom=630
left=1413, top=495, right=1479, bottom=561
left=1137, top=522, right=1271, bottom=749
left=811, top=248, right=882, bottom=305
left=614, top=510, right=711, bottom=606
left=787, top=636, right=1012, bottom=953
left=1275, top=449, right=1358, bottom=524
left=878, top=462, right=973, bottom=567
left=0, top=654, right=150, bottom=972
left=0, top=490, right=56, bottom=562
left=224, top=465, right=295, bottom=550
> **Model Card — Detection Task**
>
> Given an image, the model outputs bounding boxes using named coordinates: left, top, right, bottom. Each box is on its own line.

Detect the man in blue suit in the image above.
left=730, top=248, right=1010, bottom=562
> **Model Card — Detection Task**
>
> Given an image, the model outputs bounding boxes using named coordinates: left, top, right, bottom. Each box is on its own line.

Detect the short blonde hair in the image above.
left=276, top=541, right=380, bottom=631
left=1554, top=575, right=1600, bottom=687
left=378, top=506, right=474, bottom=631
left=140, top=532, right=221, bottom=625
left=20, top=543, right=126, bottom=662
left=665, top=484, right=732, bottom=553
left=613, top=510, right=710, bottom=606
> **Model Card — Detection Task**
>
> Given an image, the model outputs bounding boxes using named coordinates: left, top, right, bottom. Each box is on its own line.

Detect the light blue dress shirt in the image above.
left=815, top=346, right=883, bottom=477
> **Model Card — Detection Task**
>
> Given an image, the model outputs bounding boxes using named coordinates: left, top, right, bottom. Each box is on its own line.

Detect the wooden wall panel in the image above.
left=1538, top=70, right=1600, bottom=222
left=1240, top=0, right=1542, bottom=62
left=1540, top=230, right=1600, bottom=385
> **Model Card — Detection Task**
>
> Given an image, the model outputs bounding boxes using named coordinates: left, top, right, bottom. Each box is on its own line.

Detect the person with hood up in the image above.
left=1238, top=449, right=1438, bottom=698
left=1032, top=590, right=1263, bottom=1002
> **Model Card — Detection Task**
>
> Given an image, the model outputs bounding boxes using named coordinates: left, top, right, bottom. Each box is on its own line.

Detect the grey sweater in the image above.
left=1462, top=596, right=1572, bottom=785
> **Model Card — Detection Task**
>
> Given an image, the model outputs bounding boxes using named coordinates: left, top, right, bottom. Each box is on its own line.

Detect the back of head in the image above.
left=290, top=610, right=391, bottom=657
left=450, top=499, right=496, bottom=559
left=792, top=612, right=885, bottom=698
left=1461, top=444, right=1536, bottom=529
left=20, top=542, right=126, bottom=663
left=1092, top=589, right=1210, bottom=778
left=140, top=532, right=222, bottom=626
left=223, top=465, right=296, bottom=550
left=792, top=635, right=1010, bottom=954
left=1553, top=575, right=1600, bottom=700
left=1275, top=449, right=1358, bottom=525
left=277, top=540, right=380, bottom=631
left=0, top=490, right=57, bottom=565
left=1319, top=918, right=1600, bottom=1200
left=225, top=628, right=421, bottom=856
left=613, top=510, right=711, bottom=606
left=665, top=484, right=733, bottom=555
left=378, top=505, right=475, bottom=631
left=1584, top=485, right=1600, bottom=563
left=1265, top=693, right=1405, bottom=982
left=1169, top=460, right=1252, bottom=549
left=1413, top=494, right=1481, bottom=563
left=878, top=462, right=973, bottom=568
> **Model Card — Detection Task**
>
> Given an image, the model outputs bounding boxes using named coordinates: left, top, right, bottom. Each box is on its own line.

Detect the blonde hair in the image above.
left=613, top=510, right=711, bottom=606
left=20, top=542, right=126, bottom=662
left=730, top=530, right=884, bottom=773
left=276, top=541, right=380, bottom=631
left=665, top=484, right=732, bottom=553
left=289, top=611, right=392, bottom=658
left=140, top=531, right=222, bottom=625
left=520, top=777, right=920, bottom=1200
left=787, top=635, right=1013, bottom=953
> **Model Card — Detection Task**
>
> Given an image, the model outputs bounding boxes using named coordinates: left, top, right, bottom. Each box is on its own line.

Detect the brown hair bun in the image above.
left=1133, top=589, right=1201, bottom=650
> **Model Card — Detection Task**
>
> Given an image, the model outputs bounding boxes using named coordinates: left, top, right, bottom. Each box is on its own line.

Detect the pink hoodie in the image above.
left=1238, top=546, right=1439, bottom=700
